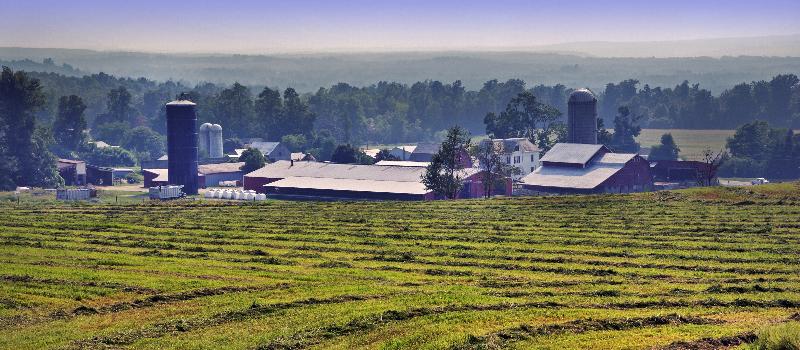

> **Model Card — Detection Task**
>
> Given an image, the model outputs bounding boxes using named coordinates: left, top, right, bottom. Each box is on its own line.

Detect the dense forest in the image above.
left=1, top=64, right=799, bottom=189
left=22, top=68, right=800, bottom=144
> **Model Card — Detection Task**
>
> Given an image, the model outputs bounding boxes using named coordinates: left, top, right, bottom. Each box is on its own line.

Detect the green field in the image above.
left=636, top=129, right=735, bottom=160
left=1, top=184, right=799, bottom=349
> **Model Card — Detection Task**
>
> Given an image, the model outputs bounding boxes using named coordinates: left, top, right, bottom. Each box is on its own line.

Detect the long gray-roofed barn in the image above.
left=243, top=160, right=507, bottom=200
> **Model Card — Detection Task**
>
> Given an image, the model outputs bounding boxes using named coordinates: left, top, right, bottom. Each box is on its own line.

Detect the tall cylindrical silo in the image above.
left=567, top=88, right=598, bottom=144
left=209, top=124, right=223, bottom=158
left=166, top=100, right=199, bottom=195
left=199, top=123, right=212, bottom=157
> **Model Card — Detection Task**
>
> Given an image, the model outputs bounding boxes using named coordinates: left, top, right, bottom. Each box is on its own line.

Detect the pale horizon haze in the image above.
left=3, top=0, right=800, bottom=54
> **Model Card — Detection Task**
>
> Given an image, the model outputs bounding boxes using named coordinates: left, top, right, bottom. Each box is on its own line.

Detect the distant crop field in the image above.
left=636, top=129, right=734, bottom=160
left=1, top=184, right=799, bottom=349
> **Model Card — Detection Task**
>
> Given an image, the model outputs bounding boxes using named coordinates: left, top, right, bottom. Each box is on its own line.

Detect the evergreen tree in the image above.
left=609, top=106, right=642, bottom=153
left=239, top=148, right=266, bottom=174
left=0, top=67, right=61, bottom=189
left=422, top=126, right=471, bottom=199
left=52, top=95, right=87, bottom=155
left=255, top=87, right=283, bottom=140
left=648, top=133, right=681, bottom=161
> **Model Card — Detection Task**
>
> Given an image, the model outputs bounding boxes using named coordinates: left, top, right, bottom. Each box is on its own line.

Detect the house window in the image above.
left=514, top=156, right=521, bottom=164
left=530, top=167, right=535, bottom=173
left=531, top=155, right=535, bottom=162
left=506, top=156, right=511, bottom=164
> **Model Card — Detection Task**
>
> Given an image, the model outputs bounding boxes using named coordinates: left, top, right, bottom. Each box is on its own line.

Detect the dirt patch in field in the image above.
left=256, top=301, right=566, bottom=349
left=68, top=294, right=382, bottom=349
left=457, top=314, right=718, bottom=350
left=657, top=332, right=756, bottom=350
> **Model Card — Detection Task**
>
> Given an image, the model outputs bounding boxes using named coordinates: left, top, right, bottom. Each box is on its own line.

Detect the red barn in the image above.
left=521, top=143, right=653, bottom=194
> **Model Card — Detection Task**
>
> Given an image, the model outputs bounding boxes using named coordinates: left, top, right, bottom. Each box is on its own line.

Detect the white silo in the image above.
left=199, top=123, right=212, bottom=156
left=209, top=124, right=223, bottom=158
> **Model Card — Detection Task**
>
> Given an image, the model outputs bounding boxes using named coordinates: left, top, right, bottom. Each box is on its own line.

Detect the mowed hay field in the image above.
left=1, top=184, right=800, bottom=349
left=636, top=129, right=734, bottom=160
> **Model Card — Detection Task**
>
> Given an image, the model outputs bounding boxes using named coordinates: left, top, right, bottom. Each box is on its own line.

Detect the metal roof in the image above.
left=569, top=89, right=597, bottom=103
left=374, top=160, right=430, bottom=167
left=166, top=100, right=196, bottom=106
left=522, top=148, right=638, bottom=190
left=539, top=143, right=607, bottom=166
left=143, top=168, right=169, bottom=182
left=246, top=160, right=428, bottom=182
left=484, top=138, right=540, bottom=153
left=246, top=160, right=479, bottom=182
left=521, top=163, right=624, bottom=189
left=265, top=176, right=429, bottom=195
left=391, top=145, right=417, bottom=153
left=595, top=152, right=636, bottom=164
left=249, top=141, right=282, bottom=155
left=412, top=142, right=441, bottom=155
left=198, top=162, right=244, bottom=174
left=362, top=149, right=381, bottom=158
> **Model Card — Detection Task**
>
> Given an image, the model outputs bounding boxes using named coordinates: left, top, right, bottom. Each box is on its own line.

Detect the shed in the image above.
left=57, top=159, right=86, bottom=186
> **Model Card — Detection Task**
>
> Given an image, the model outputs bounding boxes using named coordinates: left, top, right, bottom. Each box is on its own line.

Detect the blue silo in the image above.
left=166, top=100, right=199, bottom=195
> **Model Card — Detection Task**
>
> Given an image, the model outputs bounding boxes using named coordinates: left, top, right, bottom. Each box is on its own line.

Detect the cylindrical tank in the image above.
left=209, top=124, right=223, bottom=158
left=166, top=100, right=199, bottom=195
left=567, top=88, right=598, bottom=144
left=199, top=123, right=212, bottom=157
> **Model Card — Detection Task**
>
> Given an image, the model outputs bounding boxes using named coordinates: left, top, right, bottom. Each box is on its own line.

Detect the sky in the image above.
left=3, top=0, right=800, bottom=53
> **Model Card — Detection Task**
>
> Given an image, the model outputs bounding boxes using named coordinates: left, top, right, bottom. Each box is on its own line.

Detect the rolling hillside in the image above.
left=0, top=184, right=799, bottom=349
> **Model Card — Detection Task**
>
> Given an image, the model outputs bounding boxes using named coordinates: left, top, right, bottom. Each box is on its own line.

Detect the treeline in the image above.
left=602, top=76, right=800, bottom=129
left=24, top=71, right=800, bottom=148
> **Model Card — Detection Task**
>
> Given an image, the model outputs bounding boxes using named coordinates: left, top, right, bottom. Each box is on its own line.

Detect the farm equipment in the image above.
left=149, top=185, right=185, bottom=200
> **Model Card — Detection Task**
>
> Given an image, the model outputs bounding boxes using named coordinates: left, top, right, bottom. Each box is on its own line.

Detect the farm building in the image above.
left=249, top=142, right=291, bottom=162
left=361, top=149, right=381, bottom=159
left=143, top=162, right=245, bottom=188
left=389, top=145, right=416, bottom=160
left=244, top=160, right=508, bottom=201
left=650, top=160, right=714, bottom=186
left=479, top=138, right=540, bottom=180
left=410, top=143, right=473, bottom=167
left=57, top=159, right=86, bottom=186
left=86, top=165, right=134, bottom=185
left=198, top=162, right=245, bottom=187
left=374, top=160, right=429, bottom=167
left=291, top=152, right=316, bottom=161
left=521, top=143, right=653, bottom=194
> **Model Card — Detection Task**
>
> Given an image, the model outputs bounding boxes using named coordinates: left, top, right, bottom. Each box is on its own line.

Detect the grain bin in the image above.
left=209, top=124, right=223, bottom=158
left=166, top=100, right=199, bottom=195
left=567, top=89, right=598, bottom=144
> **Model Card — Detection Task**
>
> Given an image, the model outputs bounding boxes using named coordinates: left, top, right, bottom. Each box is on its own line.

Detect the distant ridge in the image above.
left=1, top=35, right=799, bottom=93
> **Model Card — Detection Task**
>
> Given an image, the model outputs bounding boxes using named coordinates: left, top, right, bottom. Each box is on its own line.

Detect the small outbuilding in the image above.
left=249, top=142, right=291, bottom=162
left=57, top=159, right=86, bottom=186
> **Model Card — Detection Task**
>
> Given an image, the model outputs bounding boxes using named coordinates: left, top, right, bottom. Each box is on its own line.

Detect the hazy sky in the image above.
left=4, top=0, right=800, bottom=53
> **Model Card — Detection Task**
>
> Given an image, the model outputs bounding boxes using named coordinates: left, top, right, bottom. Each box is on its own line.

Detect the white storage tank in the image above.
left=209, top=124, right=223, bottom=158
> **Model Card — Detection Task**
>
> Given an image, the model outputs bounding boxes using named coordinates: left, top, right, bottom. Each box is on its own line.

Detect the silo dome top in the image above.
left=569, top=89, right=596, bottom=103
left=166, top=100, right=196, bottom=106
left=200, top=123, right=212, bottom=131
left=210, top=124, right=222, bottom=131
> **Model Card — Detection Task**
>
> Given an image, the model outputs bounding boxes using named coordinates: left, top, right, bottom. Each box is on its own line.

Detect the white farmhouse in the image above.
left=482, top=138, right=541, bottom=180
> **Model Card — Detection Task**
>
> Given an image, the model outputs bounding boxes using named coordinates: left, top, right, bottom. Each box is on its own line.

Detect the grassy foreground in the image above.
left=1, top=184, right=799, bottom=349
